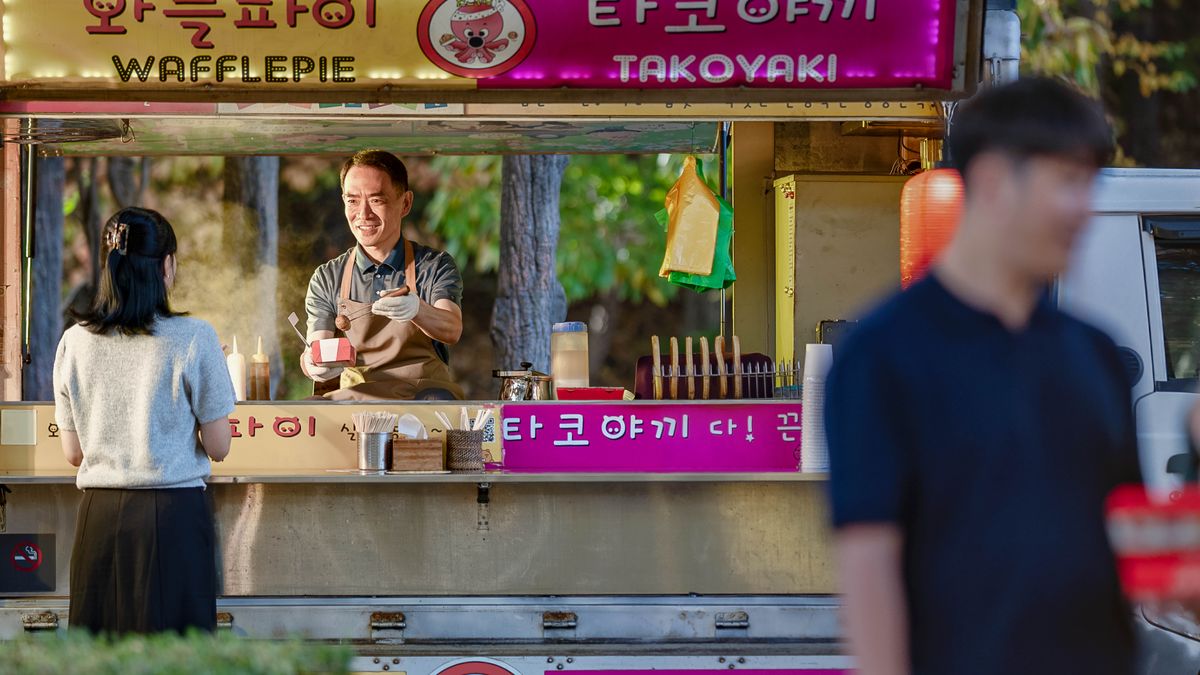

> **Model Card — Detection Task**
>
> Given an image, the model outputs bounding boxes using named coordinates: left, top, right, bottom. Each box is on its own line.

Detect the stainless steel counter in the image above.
left=0, top=474, right=836, bottom=598
left=0, top=467, right=840, bottom=665
left=0, top=594, right=851, bottom=668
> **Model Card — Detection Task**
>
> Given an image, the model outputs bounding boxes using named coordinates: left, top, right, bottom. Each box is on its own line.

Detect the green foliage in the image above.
left=0, top=631, right=352, bottom=675
left=424, top=155, right=503, bottom=274
left=558, top=154, right=684, bottom=305
left=421, top=154, right=714, bottom=307
left=62, top=190, right=80, bottom=217
left=1018, top=0, right=1195, bottom=97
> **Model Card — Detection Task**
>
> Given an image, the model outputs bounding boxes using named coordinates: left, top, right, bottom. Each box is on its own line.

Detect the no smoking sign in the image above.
left=0, top=534, right=54, bottom=593
left=11, top=541, right=42, bottom=572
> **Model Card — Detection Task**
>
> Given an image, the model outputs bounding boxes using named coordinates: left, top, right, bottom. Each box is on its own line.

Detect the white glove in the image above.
left=371, top=293, right=420, bottom=322
left=302, top=349, right=344, bottom=383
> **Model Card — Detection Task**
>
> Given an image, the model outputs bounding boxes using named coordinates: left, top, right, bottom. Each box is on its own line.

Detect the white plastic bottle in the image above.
left=226, top=336, right=247, bottom=401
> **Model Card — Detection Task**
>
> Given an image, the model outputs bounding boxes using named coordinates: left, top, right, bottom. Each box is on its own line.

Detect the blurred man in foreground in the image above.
left=826, top=78, right=1140, bottom=675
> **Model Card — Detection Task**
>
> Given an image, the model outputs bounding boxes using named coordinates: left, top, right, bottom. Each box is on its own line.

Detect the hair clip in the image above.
left=105, top=222, right=129, bottom=255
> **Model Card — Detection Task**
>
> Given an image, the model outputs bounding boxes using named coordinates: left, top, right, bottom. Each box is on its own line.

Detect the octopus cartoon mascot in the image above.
left=440, top=0, right=513, bottom=64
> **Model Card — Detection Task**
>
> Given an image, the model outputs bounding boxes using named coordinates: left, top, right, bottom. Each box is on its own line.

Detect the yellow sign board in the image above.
left=3, top=0, right=462, bottom=88
left=0, top=403, right=500, bottom=474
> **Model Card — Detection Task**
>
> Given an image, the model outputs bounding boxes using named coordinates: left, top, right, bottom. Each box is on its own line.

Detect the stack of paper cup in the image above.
left=800, top=343, right=834, bottom=473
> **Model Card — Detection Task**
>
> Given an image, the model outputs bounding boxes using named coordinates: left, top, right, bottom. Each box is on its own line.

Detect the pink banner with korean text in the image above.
left=461, top=0, right=964, bottom=92
left=557, top=671, right=850, bottom=675
left=500, top=402, right=803, bottom=473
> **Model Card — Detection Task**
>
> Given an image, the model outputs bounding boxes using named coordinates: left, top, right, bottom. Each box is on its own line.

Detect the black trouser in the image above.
left=70, top=487, right=217, bottom=635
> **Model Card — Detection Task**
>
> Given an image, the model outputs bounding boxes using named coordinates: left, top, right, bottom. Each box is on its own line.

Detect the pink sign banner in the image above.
left=500, top=402, right=803, bottom=473
left=417, top=0, right=961, bottom=92
left=556, top=670, right=850, bottom=675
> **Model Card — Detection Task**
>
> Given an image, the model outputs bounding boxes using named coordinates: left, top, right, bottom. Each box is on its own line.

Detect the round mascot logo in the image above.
left=418, top=0, right=537, bottom=79
left=432, top=658, right=522, bottom=675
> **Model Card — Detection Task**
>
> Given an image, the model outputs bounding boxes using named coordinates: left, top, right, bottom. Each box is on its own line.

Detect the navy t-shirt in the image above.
left=825, top=274, right=1141, bottom=675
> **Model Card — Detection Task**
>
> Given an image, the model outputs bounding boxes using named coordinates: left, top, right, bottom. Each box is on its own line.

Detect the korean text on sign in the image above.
left=85, top=0, right=379, bottom=48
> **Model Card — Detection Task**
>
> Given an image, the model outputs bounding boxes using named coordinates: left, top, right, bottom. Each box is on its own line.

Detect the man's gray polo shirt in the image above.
left=306, top=240, right=463, bottom=364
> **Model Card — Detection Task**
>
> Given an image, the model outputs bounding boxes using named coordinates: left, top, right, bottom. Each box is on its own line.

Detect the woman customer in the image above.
left=53, top=207, right=235, bottom=635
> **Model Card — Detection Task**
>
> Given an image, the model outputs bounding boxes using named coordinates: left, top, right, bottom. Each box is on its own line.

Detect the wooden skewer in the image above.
left=732, top=335, right=742, bottom=399
left=685, top=337, right=695, bottom=400
left=651, top=335, right=663, bottom=400
left=700, top=337, right=710, bottom=400
left=669, top=337, right=679, bottom=400
left=715, top=336, right=728, bottom=399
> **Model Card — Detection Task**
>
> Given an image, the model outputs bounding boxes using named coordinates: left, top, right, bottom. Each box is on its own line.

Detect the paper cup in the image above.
left=804, top=343, right=834, bottom=380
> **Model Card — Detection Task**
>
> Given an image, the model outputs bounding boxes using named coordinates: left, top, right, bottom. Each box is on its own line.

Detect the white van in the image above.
left=1059, top=168, right=1200, bottom=672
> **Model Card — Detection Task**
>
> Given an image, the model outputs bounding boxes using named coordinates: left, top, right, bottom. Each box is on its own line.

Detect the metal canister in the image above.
left=358, top=432, right=391, bottom=473
left=493, top=361, right=553, bottom=401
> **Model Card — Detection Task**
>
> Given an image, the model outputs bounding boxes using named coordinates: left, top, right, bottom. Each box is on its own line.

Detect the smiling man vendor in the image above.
left=302, top=149, right=464, bottom=400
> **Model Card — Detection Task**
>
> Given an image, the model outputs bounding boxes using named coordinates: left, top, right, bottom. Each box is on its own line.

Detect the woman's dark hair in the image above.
left=947, top=77, right=1114, bottom=186
left=73, top=207, right=184, bottom=335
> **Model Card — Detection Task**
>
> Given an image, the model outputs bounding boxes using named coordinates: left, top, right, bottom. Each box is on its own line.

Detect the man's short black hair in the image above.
left=341, top=149, right=409, bottom=193
left=946, top=77, right=1113, bottom=181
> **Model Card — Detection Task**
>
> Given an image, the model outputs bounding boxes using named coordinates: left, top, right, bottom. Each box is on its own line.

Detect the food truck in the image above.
left=16, top=1, right=1199, bottom=674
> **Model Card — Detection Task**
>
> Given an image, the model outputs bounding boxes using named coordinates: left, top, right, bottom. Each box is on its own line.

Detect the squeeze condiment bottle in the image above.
left=249, top=336, right=270, bottom=401
left=226, top=336, right=247, bottom=401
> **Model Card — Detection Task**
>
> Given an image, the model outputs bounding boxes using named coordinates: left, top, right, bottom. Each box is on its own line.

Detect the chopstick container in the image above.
left=358, top=432, right=391, bottom=473
left=446, top=430, right=485, bottom=473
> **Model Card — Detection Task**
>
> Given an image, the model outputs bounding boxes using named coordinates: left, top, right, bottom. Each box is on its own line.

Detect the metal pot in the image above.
left=493, top=362, right=553, bottom=401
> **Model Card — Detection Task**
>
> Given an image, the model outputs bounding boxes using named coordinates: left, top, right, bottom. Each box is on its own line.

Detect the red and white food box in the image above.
left=312, top=338, right=356, bottom=367
left=1107, top=484, right=1200, bottom=600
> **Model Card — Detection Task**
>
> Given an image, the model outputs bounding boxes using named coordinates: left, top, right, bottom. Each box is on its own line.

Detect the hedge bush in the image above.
left=0, top=631, right=352, bottom=675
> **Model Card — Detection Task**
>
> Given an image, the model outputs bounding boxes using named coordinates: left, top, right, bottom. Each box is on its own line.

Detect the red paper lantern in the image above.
left=900, top=168, right=964, bottom=288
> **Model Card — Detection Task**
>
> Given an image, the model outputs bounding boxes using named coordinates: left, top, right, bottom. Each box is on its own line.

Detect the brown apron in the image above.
left=326, top=240, right=463, bottom=401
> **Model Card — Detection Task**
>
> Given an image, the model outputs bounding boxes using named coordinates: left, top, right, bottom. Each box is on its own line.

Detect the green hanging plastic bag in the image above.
left=655, top=156, right=736, bottom=292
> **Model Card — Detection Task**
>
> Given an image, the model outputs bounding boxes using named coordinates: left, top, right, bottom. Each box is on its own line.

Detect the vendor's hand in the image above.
left=372, top=291, right=420, bottom=322
left=302, top=349, right=344, bottom=383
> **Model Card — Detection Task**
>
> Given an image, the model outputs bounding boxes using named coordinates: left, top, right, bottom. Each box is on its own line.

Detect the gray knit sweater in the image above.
left=53, top=316, right=236, bottom=489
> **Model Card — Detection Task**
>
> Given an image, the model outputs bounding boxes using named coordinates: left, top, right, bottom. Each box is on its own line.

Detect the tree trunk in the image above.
left=222, top=157, right=282, bottom=397
left=107, top=156, right=151, bottom=209
left=77, top=157, right=104, bottom=295
left=491, top=155, right=569, bottom=372
left=587, top=290, right=622, bottom=377
left=22, top=156, right=65, bottom=401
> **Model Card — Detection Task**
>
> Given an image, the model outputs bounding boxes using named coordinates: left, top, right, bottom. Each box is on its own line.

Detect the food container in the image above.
left=1107, top=484, right=1200, bottom=600
left=555, top=387, right=628, bottom=401
left=313, top=337, right=356, bottom=367
left=551, top=321, right=590, bottom=389
left=493, top=362, right=553, bottom=401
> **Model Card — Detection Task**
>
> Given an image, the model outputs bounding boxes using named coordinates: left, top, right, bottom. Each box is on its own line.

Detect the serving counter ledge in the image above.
left=0, top=470, right=828, bottom=485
